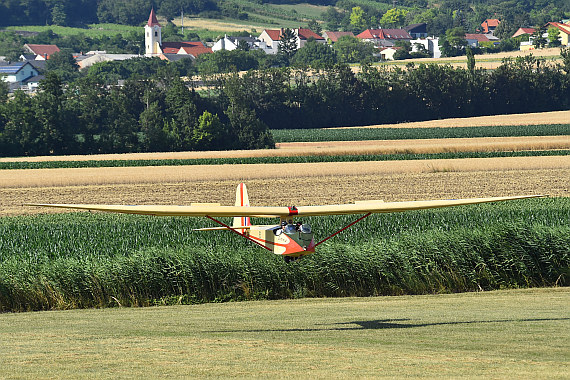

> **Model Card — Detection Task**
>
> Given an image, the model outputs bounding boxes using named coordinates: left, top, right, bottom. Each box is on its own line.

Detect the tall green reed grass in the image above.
left=1, top=198, right=568, bottom=312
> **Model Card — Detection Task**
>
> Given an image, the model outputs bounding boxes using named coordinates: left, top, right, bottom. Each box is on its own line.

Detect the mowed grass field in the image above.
left=0, top=288, right=568, bottom=378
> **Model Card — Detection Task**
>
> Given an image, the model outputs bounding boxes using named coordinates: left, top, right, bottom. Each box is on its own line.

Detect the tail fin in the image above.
left=233, top=183, right=251, bottom=228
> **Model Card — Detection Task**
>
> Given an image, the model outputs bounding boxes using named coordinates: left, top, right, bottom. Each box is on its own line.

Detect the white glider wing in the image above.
left=27, top=195, right=542, bottom=218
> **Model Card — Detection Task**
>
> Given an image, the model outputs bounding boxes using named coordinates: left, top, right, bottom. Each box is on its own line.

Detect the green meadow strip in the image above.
left=2, top=150, right=570, bottom=170
left=271, top=124, right=570, bottom=143
left=1, top=198, right=569, bottom=311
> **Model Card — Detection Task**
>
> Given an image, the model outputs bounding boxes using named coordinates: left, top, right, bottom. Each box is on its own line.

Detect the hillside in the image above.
left=1, top=0, right=569, bottom=34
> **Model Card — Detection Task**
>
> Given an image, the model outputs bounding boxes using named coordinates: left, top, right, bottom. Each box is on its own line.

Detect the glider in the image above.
left=28, top=183, right=542, bottom=262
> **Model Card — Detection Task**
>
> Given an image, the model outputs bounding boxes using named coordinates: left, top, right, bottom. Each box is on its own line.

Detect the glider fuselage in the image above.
left=247, top=224, right=315, bottom=258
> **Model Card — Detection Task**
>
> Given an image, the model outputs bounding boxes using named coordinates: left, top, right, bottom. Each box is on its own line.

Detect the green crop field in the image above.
left=0, top=288, right=568, bottom=378
left=271, top=124, right=570, bottom=142
left=2, top=150, right=569, bottom=170
left=5, top=23, right=141, bottom=37
left=1, top=198, right=568, bottom=312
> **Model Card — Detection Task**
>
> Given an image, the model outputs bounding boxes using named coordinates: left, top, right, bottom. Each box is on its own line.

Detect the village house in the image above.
left=23, top=44, right=60, bottom=60
left=410, top=37, right=441, bottom=58
left=512, top=27, right=536, bottom=38
left=258, top=28, right=325, bottom=54
left=480, top=19, right=500, bottom=34
left=465, top=33, right=498, bottom=48
left=0, top=61, right=39, bottom=91
left=377, top=47, right=401, bottom=61
left=356, top=28, right=412, bottom=47
left=212, top=35, right=271, bottom=53
left=546, top=21, right=570, bottom=46
left=322, top=31, right=354, bottom=44
left=404, top=23, right=428, bottom=39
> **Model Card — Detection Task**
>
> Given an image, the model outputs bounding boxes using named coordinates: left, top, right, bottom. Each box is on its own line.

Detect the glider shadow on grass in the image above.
left=208, top=317, right=570, bottom=333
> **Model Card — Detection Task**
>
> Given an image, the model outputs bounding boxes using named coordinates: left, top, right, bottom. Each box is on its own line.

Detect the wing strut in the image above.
left=315, top=212, right=372, bottom=247
left=205, top=215, right=272, bottom=251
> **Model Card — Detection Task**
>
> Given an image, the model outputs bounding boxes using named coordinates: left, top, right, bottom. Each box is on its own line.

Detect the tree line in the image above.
left=322, top=0, right=569, bottom=37
left=1, top=49, right=569, bottom=157
left=0, top=71, right=273, bottom=157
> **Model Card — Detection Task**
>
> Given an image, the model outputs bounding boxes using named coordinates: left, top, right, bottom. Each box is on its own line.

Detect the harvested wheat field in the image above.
left=1, top=135, right=569, bottom=163
left=4, top=158, right=569, bottom=216
left=334, top=110, right=570, bottom=129
left=2, top=155, right=569, bottom=189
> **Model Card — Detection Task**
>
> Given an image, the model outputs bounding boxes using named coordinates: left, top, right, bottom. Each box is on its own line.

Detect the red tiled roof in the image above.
left=297, top=28, right=324, bottom=40
left=356, top=29, right=411, bottom=40
left=263, top=30, right=282, bottom=41
left=512, top=28, right=535, bottom=38
left=147, top=8, right=160, bottom=27
left=324, top=31, right=354, bottom=42
left=481, top=19, right=500, bottom=33
left=546, top=22, right=570, bottom=35
left=465, top=34, right=492, bottom=42
left=25, top=44, right=60, bottom=57
left=161, top=41, right=212, bottom=56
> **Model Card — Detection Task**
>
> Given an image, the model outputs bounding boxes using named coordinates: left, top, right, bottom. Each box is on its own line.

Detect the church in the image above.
left=145, top=9, right=212, bottom=59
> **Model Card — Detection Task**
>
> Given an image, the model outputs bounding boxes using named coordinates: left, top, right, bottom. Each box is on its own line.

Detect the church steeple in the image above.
left=147, top=8, right=160, bottom=27
left=145, top=8, right=162, bottom=55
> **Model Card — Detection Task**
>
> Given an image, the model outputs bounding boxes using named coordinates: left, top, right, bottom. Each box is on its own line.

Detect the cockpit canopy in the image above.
left=300, top=223, right=311, bottom=234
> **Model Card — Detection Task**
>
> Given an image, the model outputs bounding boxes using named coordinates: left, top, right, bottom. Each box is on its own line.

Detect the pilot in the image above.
left=300, top=223, right=311, bottom=234
left=284, top=223, right=297, bottom=234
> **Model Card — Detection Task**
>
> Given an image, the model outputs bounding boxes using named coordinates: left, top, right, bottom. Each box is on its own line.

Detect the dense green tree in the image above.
left=278, top=28, right=298, bottom=62
left=33, top=72, right=75, bottom=155
left=308, top=19, right=322, bottom=35
left=561, top=47, right=570, bottom=73
left=349, top=6, right=367, bottom=33
left=222, top=73, right=274, bottom=149
left=466, top=46, right=475, bottom=73
left=333, top=35, right=376, bottom=64
left=441, top=27, right=467, bottom=57
left=380, top=8, right=409, bottom=28
left=193, top=110, right=226, bottom=150
left=291, top=40, right=337, bottom=68
left=0, top=90, right=38, bottom=156
left=532, top=25, right=548, bottom=48
left=493, top=19, right=516, bottom=40
left=321, top=6, right=345, bottom=31
left=547, top=26, right=561, bottom=47
left=97, top=0, right=149, bottom=25
left=139, top=101, right=167, bottom=152
left=45, top=50, right=80, bottom=82
left=196, top=49, right=258, bottom=74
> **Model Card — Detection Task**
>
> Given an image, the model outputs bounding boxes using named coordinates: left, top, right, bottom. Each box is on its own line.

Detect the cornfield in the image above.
left=272, top=124, right=570, bottom=143
left=1, top=198, right=568, bottom=312
left=1, top=150, right=570, bottom=170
